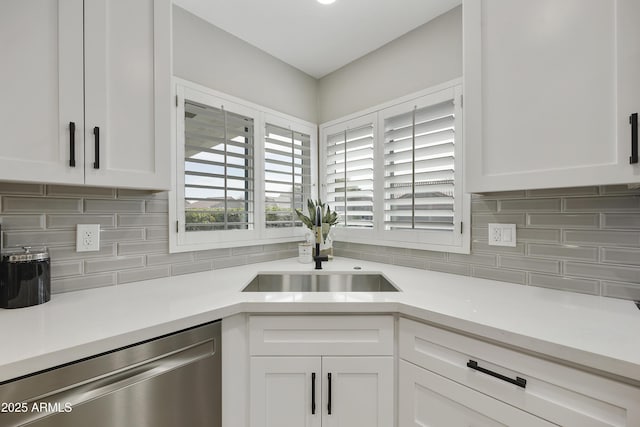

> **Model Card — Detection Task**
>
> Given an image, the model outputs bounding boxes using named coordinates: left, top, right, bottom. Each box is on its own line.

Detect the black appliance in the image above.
left=0, top=246, right=51, bottom=309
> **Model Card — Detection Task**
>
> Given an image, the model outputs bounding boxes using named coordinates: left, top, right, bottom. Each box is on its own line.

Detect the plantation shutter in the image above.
left=264, top=123, right=312, bottom=228
left=383, top=98, right=456, bottom=231
left=325, top=124, right=374, bottom=228
left=183, top=100, right=254, bottom=231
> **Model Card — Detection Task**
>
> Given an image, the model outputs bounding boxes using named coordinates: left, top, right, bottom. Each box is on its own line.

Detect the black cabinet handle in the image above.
left=311, top=372, right=316, bottom=415
left=327, top=373, right=332, bottom=415
left=93, top=126, right=100, bottom=169
left=467, top=360, right=527, bottom=389
left=69, top=122, right=76, bottom=167
left=630, top=113, right=638, bottom=164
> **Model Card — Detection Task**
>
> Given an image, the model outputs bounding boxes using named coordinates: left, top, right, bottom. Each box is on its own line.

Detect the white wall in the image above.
left=172, top=6, right=318, bottom=123
left=317, top=6, right=462, bottom=124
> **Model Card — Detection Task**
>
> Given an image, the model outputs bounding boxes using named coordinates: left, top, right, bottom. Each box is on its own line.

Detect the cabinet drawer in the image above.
left=399, top=318, right=640, bottom=427
left=399, top=360, right=554, bottom=427
left=250, top=315, right=393, bottom=356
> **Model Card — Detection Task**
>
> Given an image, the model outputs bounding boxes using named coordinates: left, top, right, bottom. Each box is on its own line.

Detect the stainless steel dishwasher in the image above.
left=0, top=321, right=221, bottom=427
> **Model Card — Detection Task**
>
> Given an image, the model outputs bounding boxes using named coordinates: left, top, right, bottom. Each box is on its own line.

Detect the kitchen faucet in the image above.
left=313, top=206, right=328, bottom=269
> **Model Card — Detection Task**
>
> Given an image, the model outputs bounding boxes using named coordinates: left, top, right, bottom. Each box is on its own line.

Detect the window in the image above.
left=170, top=80, right=317, bottom=253
left=383, top=98, right=455, bottom=232
left=183, top=100, right=254, bottom=232
left=320, top=81, right=470, bottom=253
left=264, top=123, right=312, bottom=228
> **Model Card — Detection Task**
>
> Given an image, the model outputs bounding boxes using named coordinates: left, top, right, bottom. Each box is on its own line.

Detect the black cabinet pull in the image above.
left=467, top=360, right=527, bottom=389
left=327, top=373, right=332, bottom=415
left=69, top=122, right=76, bottom=167
left=311, top=372, right=316, bottom=415
left=630, top=113, right=638, bottom=164
left=93, top=126, right=100, bottom=169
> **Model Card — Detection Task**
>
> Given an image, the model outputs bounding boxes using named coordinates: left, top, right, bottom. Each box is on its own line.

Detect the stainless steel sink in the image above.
left=242, top=273, right=400, bottom=292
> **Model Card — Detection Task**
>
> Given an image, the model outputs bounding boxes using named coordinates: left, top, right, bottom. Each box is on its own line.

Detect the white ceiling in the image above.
left=173, top=0, right=461, bottom=79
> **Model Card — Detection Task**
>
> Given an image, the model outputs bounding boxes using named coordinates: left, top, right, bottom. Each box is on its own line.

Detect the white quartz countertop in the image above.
left=1, top=257, right=639, bottom=384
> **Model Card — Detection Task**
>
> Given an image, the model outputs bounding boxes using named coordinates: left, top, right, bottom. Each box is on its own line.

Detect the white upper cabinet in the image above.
left=0, top=0, right=85, bottom=185
left=0, top=0, right=170, bottom=190
left=84, top=0, right=170, bottom=189
left=464, top=0, right=640, bottom=192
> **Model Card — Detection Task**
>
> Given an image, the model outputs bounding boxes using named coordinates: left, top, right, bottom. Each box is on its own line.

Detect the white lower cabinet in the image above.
left=251, top=356, right=393, bottom=427
left=399, top=360, right=554, bottom=426
left=251, top=357, right=321, bottom=427
left=248, top=315, right=394, bottom=427
left=399, top=318, right=640, bottom=427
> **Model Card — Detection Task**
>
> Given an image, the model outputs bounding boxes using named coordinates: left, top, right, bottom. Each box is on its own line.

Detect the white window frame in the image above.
left=319, top=79, right=470, bottom=254
left=169, top=78, right=317, bottom=253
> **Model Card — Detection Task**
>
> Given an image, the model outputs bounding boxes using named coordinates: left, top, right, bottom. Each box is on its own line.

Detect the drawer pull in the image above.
left=93, top=126, right=100, bottom=169
left=327, top=372, right=332, bottom=414
left=631, top=113, right=639, bottom=164
left=69, top=121, right=76, bottom=167
left=466, top=360, right=527, bottom=389
left=311, top=372, right=316, bottom=415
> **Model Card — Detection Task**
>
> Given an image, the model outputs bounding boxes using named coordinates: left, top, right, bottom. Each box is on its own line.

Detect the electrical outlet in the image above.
left=76, top=224, right=100, bottom=252
left=488, top=223, right=516, bottom=247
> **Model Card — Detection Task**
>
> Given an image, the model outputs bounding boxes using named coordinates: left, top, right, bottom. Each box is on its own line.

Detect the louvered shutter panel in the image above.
left=184, top=100, right=254, bottom=231
left=265, top=123, right=312, bottom=228
left=384, top=99, right=456, bottom=231
left=326, top=124, right=374, bottom=228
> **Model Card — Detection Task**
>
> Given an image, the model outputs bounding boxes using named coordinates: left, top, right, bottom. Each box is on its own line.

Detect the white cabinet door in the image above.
left=84, top=0, right=170, bottom=190
left=399, top=360, right=556, bottom=427
left=0, top=0, right=84, bottom=185
left=464, top=0, right=640, bottom=192
left=250, top=357, right=322, bottom=427
left=321, top=357, right=393, bottom=427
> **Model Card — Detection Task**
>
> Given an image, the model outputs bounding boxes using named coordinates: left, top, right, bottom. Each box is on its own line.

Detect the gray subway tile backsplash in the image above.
left=527, top=243, right=598, bottom=261
left=118, top=240, right=170, bottom=255
left=0, top=183, right=44, bottom=195
left=52, top=273, right=116, bottom=293
left=498, top=256, right=560, bottom=274
left=601, top=281, right=640, bottom=300
left=85, top=256, right=146, bottom=274
left=527, top=213, right=599, bottom=228
left=514, top=228, right=561, bottom=242
left=51, top=261, right=84, bottom=278
left=85, top=199, right=145, bottom=213
left=499, top=198, right=561, bottom=212
left=600, top=247, right=640, bottom=266
left=601, top=213, right=640, bottom=229
left=471, top=266, right=527, bottom=285
left=563, top=196, right=640, bottom=211
left=528, top=273, right=600, bottom=295
left=171, top=260, right=214, bottom=276
left=1, top=184, right=640, bottom=301
left=0, top=215, right=45, bottom=230
left=2, top=197, right=82, bottom=213
left=117, top=213, right=168, bottom=227
left=47, top=185, right=115, bottom=198
left=4, top=230, right=75, bottom=248
left=46, top=214, right=115, bottom=229
left=526, top=186, right=599, bottom=197
left=564, top=262, right=640, bottom=283
left=117, top=266, right=171, bottom=285
left=564, top=230, right=640, bottom=246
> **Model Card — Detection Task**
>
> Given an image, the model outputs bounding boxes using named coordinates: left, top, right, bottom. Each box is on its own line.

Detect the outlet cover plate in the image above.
left=488, top=223, right=516, bottom=247
left=77, top=224, right=100, bottom=252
